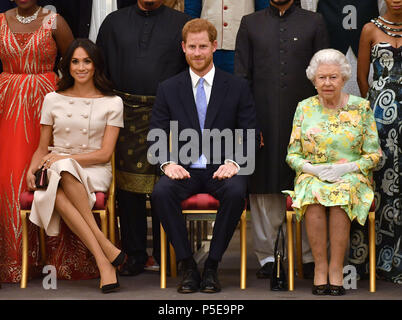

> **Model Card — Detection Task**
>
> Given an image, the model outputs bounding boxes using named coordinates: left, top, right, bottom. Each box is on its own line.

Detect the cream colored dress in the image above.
left=29, top=92, right=124, bottom=236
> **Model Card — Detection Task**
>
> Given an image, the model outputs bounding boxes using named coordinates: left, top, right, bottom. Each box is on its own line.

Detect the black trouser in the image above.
left=151, top=167, right=247, bottom=262
left=117, top=189, right=161, bottom=265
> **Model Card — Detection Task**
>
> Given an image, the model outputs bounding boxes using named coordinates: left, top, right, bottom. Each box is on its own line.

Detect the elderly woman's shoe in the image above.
left=329, top=284, right=346, bottom=296
left=312, top=284, right=329, bottom=295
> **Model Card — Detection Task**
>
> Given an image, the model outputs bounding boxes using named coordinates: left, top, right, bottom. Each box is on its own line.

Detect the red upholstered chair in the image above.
left=160, top=193, right=247, bottom=289
left=19, top=154, right=117, bottom=288
left=285, top=195, right=376, bottom=292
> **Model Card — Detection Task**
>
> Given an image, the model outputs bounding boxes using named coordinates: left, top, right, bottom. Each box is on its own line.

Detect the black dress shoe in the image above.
left=329, top=284, right=346, bottom=296
left=118, top=256, right=145, bottom=276
left=200, top=268, right=221, bottom=293
left=111, top=251, right=127, bottom=268
left=101, top=270, right=120, bottom=294
left=256, top=262, right=273, bottom=279
left=177, top=268, right=201, bottom=294
left=302, top=262, right=315, bottom=279
left=312, top=284, right=329, bottom=295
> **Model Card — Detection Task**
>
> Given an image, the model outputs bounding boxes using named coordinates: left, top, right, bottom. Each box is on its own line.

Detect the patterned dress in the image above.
left=0, top=13, right=98, bottom=282
left=350, top=42, right=402, bottom=283
left=284, top=95, right=382, bottom=225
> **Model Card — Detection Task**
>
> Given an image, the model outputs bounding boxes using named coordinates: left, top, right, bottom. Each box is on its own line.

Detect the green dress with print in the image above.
left=283, top=95, right=382, bottom=225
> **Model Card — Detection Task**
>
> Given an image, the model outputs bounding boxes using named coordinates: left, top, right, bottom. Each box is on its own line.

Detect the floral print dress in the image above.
left=350, top=42, right=402, bottom=283
left=283, top=95, right=382, bottom=225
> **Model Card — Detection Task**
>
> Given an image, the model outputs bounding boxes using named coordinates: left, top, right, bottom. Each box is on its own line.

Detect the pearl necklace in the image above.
left=16, top=7, right=41, bottom=24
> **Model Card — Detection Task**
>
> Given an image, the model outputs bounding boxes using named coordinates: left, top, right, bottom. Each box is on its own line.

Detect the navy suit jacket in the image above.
left=149, top=67, right=257, bottom=172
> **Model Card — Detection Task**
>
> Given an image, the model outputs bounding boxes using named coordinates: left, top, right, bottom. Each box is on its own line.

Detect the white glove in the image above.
left=318, top=162, right=359, bottom=182
left=302, top=163, right=331, bottom=177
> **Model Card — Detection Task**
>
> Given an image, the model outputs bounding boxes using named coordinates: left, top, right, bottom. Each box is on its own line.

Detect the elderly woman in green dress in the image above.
left=284, top=49, right=382, bottom=296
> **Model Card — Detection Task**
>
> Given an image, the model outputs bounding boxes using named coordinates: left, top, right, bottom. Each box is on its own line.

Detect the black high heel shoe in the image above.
left=312, top=284, right=329, bottom=295
left=329, top=284, right=346, bottom=296
left=111, top=251, right=127, bottom=268
left=101, top=270, right=120, bottom=294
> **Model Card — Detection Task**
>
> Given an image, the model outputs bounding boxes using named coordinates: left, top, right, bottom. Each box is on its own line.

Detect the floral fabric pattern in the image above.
left=283, top=95, right=382, bottom=225
left=350, top=42, right=402, bottom=283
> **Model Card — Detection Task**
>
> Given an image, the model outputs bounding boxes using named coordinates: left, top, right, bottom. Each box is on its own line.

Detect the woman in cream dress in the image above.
left=26, top=39, right=126, bottom=293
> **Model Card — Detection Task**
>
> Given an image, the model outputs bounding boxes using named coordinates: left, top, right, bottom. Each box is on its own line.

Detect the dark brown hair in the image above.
left=182, top=18, right=217, bottom=43
left=57, top=38, right=114, bottom=96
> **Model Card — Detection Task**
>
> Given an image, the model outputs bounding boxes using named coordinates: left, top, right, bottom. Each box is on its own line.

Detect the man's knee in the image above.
left=223, top=177, right=246, bottom=200
left=151, top=176, right=175, bottom=202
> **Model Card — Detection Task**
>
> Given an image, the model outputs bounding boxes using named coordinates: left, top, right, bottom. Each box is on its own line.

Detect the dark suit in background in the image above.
left=0, top=2, right=14, bottom=12
left=234, top=2, right=329, bottom=277
left=38, top=0, right=133, bottom=38
left=235, top=3, right=329, bottom=194
left=96, top=4, right=191, bottom=275
left=317, top=0, right=378, bottom=57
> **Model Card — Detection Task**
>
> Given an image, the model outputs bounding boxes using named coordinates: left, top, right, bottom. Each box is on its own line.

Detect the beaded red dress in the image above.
left=0, top=13, right=98, bottom=282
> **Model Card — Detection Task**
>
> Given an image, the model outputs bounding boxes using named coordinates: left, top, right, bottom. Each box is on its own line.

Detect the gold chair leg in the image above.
left=39, top=228, right=46, bottom=265
left=169, top=244, right=177, bottom=278
left=99, top=210, right=108, bottom=237
left=296, top=219, right=303, bottom=279
left=20, top=210, right=29, bottom=288
left=286, top=211, right=294, bottom=291
left=160, top=224, right=167, bottom=289
left=240, top=209, right=247, bottom=289
left=369, top=211, right=376, bottom=292
left=108, top=196, right=116, bottom=245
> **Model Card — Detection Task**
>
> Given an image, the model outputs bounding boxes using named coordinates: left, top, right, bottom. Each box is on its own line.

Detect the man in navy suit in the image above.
left=149, top=18, right=256, bottom=294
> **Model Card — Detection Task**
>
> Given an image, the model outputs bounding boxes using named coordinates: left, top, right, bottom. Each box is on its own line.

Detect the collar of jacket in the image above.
left=269, top=2, right=296, bottom=18
left=135, top=3, right=166, bottom=17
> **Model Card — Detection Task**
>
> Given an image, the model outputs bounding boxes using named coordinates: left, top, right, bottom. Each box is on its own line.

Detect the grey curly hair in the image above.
left=306, top=48, right=352, bottom=84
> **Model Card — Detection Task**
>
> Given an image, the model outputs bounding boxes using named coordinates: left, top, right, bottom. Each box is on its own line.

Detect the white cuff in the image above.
left=224, top=159, right=240, bottom=171
left=260, top=256, right=275, bottom=265
left=160, top=161, right=176, bottom=174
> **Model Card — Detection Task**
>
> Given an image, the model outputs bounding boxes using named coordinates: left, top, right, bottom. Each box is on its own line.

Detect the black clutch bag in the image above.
left=270, top=224, right=288, bottom=291
left=34, top=166, right=48, bottom=189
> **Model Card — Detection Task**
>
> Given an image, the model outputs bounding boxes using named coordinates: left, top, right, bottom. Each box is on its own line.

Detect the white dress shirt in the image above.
left=189, top=65, right=214, bottom=106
